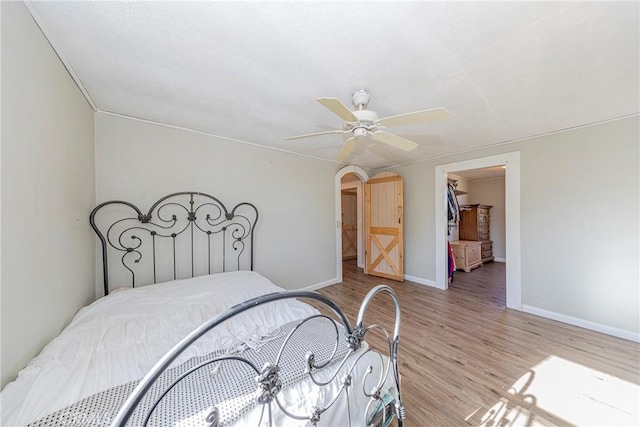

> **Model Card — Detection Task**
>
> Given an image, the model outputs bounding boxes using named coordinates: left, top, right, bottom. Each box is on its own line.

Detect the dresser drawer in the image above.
left=481, top=241, right=494, bottom=262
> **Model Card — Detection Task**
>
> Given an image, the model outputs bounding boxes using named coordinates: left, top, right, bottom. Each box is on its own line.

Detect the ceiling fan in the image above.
left=286, top=90, right=450, bottom=161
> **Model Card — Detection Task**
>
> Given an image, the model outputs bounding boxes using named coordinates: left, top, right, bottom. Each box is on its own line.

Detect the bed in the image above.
left=1, top=191, right=404, bottom=426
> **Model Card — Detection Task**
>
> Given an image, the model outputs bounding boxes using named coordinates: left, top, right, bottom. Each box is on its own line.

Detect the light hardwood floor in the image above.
left=316, top=261, right=639, bottom=426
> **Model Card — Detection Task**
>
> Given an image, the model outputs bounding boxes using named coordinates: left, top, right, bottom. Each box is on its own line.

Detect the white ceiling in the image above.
left=26, top=1, right=639, bottom=170
left=451, top=166, right=505, bottom=181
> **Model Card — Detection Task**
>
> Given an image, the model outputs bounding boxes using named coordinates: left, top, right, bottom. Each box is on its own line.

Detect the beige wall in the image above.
left=1, top=2, right=96, bottom=387
left=392, top=116, right=639, bottom=336
left=468, top=177, right=506, bottom=260
left=94, top=112, right=340, bottom=293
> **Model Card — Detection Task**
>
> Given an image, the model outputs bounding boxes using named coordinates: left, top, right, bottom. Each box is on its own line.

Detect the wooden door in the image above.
left=365, top=172, right=404, bottom=281
left=341, top=190, right=358, bottom=260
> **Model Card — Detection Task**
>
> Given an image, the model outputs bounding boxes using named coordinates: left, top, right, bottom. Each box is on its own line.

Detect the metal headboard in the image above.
left=90, top=191, right=258, bottom=296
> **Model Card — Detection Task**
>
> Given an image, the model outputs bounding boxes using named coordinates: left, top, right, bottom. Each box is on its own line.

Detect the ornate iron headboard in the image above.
left=90, top=191, right=258, bottom=296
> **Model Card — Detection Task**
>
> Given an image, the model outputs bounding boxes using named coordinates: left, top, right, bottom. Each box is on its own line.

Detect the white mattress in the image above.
left=1, top=271, right=318, bottom=426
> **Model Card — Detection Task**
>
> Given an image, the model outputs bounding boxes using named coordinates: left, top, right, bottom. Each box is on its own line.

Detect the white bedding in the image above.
left=225, top=348, right=395, bottom=427
left=1, top=271, right=318, bottom=426
left=156, top=346, right=394, bottom=427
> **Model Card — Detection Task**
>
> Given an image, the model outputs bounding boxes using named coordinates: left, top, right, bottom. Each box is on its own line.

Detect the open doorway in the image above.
left=435, top=152, right=522, bottom=311
left=447, top=167, right=506, bottom=305
left=334, top=166, right=370, bottom=283
left=341, top=173, right=364, bottom=269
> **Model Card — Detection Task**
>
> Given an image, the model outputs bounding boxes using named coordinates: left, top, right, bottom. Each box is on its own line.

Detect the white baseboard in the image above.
left=404, top=274, right=438, bottom=288
left=305, top=275, right=440, bottom=291
left=522, top=305, right=640, bottom=343
left=302, top=278, right=339, bottom=292
left=494, top=257, right=506, bottom=263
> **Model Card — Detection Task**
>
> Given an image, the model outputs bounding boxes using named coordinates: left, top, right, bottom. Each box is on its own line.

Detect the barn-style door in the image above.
left=365, top=172, right=404, bottom=281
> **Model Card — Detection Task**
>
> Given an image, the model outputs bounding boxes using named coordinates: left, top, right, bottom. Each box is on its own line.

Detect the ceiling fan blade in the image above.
left=285, top=129, right=345, bottom=140
left=377, top=107, right=450, bottom=128
left=337, top=137, right=358, bottom=161
left=317, top=98, right=358, bottom=122
left=371, top=131, right=419, bottom=151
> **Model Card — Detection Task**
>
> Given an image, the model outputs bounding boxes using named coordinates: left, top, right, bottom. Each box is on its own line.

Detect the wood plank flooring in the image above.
left=315, top=261, right=640, bottom=426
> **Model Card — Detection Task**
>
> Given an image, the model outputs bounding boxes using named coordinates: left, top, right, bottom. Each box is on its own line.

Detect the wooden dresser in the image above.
left=459, top=204, right=494, bottom=263
left=450, top=240, right=482, bottom=272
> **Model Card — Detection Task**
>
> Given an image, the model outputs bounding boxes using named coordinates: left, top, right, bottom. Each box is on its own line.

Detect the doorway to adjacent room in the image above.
left=446, top=167, right=506, bottom=306
left=435, top=152, right=522, bottom=311
left=335, top=166, right=406, bottom=283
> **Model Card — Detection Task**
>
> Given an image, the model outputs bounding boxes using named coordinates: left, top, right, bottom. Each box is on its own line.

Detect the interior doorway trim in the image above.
left=335, top=166, right=370, bottom=283
left=435, top=152, right=522, bottom=310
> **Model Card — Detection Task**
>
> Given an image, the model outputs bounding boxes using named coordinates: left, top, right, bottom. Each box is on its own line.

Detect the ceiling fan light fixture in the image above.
left=353, top=127, right=367, bottom=139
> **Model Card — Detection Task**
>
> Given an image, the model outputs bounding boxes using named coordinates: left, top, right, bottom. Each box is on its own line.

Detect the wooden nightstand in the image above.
left=450, top=240, right=482, bottom=272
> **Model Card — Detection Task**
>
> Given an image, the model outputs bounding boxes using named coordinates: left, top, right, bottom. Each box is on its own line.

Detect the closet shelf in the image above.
left=447, top=178, right=467, bottom=196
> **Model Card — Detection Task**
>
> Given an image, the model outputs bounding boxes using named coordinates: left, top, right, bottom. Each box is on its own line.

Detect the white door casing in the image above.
left=435, top=152, right=522, bottom=310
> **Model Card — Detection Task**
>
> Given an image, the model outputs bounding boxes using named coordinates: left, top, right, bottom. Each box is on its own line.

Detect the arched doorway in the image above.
left=334, top=166, right=369, bottom=282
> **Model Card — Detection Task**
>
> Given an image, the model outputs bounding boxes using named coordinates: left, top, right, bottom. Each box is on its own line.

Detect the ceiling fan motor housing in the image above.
left=352, top=109, right=378, bottom=124
left=351, top=109, right=379, bottom=138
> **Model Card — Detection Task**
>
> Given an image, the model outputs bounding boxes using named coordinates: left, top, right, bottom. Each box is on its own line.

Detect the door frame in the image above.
left=335, top=166, right=370, bottom=283
left=434, top=152, right=522, bottom=310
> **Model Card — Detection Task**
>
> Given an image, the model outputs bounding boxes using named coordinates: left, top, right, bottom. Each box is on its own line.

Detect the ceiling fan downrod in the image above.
left=351, top=89, right=370, bottom=110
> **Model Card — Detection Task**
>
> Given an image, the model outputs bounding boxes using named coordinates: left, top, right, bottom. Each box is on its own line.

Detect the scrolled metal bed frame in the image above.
left=90, top=191, right=258, bottom=295
left=111, top=285, right=405, bottom=427
left=90, top=191, right=404, bottom=426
